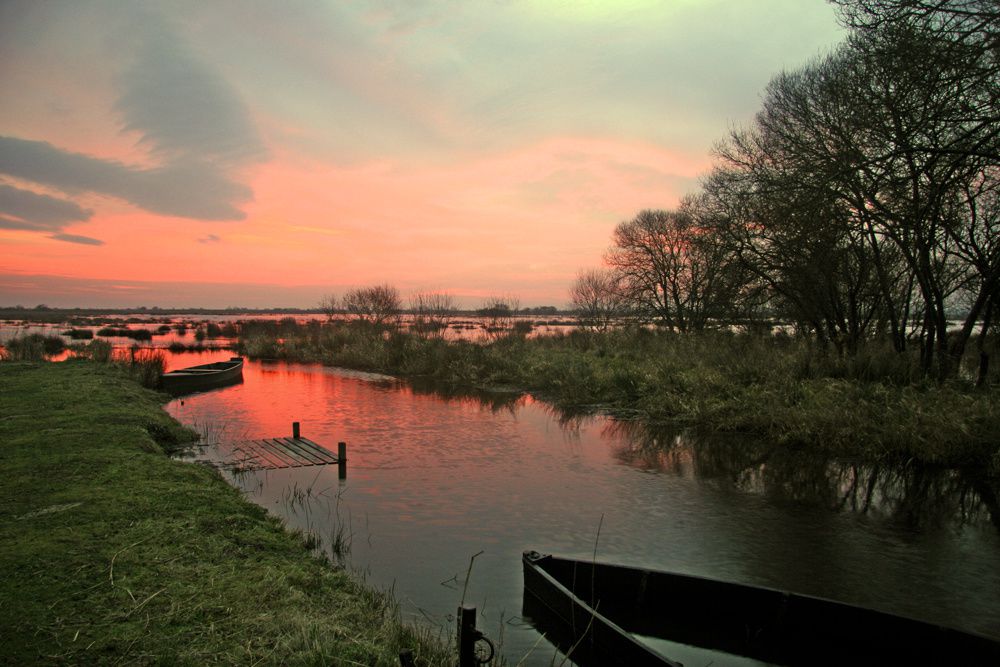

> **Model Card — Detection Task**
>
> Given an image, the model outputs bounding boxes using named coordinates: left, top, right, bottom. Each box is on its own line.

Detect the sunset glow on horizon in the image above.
left=0, top=1, right=845, bottom=309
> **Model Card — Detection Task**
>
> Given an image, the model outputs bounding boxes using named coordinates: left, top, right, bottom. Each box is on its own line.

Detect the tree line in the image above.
left=572, top=0, right=1000, bottom=382
left=318, top=285, right=535, bottom=338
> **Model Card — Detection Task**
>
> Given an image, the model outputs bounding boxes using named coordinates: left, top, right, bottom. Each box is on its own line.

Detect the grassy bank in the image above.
left=0, top=360, right=451, bottom=665
left=240, top=323, right=1000, bottom=472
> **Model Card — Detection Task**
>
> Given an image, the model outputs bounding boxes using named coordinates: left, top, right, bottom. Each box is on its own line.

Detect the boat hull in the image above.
left=160, top=357, right=244, bottom=395
left=522, top=551, right=1000, bottom=666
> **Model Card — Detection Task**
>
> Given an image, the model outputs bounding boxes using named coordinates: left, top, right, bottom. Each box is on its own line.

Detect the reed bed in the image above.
left=237, top=322, right=1000, bottom=472
left=63, top=328, right=95, bottom=339
left=0, top=333, right=66, bottom=361
left=97, top=326, right=154, bottom=341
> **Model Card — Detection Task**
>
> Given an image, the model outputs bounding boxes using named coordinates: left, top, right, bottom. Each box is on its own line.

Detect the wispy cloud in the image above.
left=198, top=234, right=221, bottom=244
left=49, top=232, right=103, bottom=246
left=0, top=183, right=92, bottom=231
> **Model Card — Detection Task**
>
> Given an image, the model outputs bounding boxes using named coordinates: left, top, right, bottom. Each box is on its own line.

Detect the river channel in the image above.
left=162, top=350, right=1000, bottom=664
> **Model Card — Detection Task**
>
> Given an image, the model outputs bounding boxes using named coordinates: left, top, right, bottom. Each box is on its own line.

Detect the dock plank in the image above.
left=255, top=439, right=303, bottom=467
left=228, top=442, right=282, bottom=469
left=277, top=437, right=333, bottom=465
left=221, top=435, right=343, bottom=471
left=265, top=438, right=318, bottom=465
left=295, top=437, right=340, bottom=462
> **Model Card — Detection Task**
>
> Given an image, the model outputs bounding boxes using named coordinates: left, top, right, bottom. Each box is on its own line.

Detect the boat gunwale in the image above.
left=522, top=550, right=1000, bottom=667
left=522, top=551, right=681, bottom=667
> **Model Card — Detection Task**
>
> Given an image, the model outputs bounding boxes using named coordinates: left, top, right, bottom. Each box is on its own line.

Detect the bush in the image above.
left=97, top=327, right=153, bottom=341
left=64, top=328, right=95, bottom=340
left=2, top=334, right=65, bottom=361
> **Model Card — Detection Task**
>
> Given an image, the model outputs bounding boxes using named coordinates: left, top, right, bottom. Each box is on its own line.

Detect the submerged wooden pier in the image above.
left=229, top=422, right=347, bottom=478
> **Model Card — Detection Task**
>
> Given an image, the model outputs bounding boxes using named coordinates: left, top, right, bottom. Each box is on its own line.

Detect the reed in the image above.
left=1, top=333, right=66, bottom=360
left=83, top=338, right=114, bottom=362
left=111, top=346, right=166, bottom=389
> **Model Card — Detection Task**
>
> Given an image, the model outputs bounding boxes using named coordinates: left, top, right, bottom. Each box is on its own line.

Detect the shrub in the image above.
left=2, top=334, right=65, bottom=361
left=64, top=328, right=95, bottom=340
left=97, top=327, right=153, bottom=341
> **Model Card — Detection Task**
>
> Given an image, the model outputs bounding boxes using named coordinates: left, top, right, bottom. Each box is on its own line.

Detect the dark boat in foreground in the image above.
left=160, top=356, right=244, bottom=395
left=522, top=550, right=1000, bottom=666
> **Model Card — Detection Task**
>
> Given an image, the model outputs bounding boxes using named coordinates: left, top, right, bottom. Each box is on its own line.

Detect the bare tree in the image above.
left=708, top=18, right=1000, bottom=375
left=318, top=293, right=339, bottom=323
left=477, top=294, right=523, bottom=341
left=570, top=268, right=627, bottom=331
left=343, top=284, right=402, bottom=329
left=832, top=1, right=1000, bottom=47
left=830, top=0, right=1000, bottom=162
left=409, top=291, right=455, bottom=337
left=605, top=209, right=742, bottom=332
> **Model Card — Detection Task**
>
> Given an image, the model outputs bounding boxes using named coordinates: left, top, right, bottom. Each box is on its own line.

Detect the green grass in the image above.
left=238, top=324, right=1000, bottom=472
left=0, top=360, right=451, bottom=665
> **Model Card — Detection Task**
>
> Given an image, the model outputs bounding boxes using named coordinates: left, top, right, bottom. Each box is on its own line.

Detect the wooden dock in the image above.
left=227, top=423, right=346, bottom=477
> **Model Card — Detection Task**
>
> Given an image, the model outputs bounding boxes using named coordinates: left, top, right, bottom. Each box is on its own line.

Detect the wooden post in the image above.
left=292, top=421, right=300, bottom=439
left=457, top=605, right=477, bottom=667
left=337, top=441, right=347, bottom=480
left=398, top=649, right=415, bottom=667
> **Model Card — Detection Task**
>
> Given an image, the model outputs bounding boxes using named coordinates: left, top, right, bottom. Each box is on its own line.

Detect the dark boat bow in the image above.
left=522, top=550, right=1000, bottom=666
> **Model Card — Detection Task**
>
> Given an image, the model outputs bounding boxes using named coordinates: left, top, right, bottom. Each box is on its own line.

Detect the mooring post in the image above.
left=337, top=441, right=347, bottom=480
left=292, top=421, right=300, bottom=439
left=457, top=605, right=477, bottom=667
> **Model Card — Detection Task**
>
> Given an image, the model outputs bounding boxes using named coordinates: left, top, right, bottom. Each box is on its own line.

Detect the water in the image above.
left=160, top=350, right=1000, bottom=664
left=0, top=312, right=576, bottom=348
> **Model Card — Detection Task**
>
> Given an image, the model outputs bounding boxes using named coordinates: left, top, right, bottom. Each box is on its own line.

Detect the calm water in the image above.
left=162, top=350, right=1000, bottom=664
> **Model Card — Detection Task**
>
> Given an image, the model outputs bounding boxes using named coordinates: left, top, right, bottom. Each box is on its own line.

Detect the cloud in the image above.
left=0, top=182, right=92, bottom=231
left=115, top=17, right=266, bottom=166
left=49, top=232, right=103, bottom=246
left=0, top=136, right=251, bottom=220
left=0, top=3, right=266, bottom=239
left=0, top=182, right=103, bottom=244
left=198, top=234, right=221, bottom=244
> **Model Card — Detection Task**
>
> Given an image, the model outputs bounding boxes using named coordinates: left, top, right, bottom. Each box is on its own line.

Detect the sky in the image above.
left=0, top=0, right=846, bottom=309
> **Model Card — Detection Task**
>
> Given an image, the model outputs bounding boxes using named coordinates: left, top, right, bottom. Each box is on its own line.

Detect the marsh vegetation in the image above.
left=236, top=319, right=999, bottom=473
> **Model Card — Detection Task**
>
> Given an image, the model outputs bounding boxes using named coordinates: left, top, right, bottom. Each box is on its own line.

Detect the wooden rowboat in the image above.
left=521, top=550, right=1000, bottom=666
left=160, top=356, right=244, bottom=395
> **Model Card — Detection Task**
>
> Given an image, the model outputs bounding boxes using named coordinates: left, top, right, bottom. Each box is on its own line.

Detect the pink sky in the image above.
left=0, top=1, right=844, bottom=308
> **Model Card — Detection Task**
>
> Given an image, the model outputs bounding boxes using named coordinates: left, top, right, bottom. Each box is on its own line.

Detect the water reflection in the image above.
left=607, top=420, right=1000, bottom=532
left=407, top=377, right=527, bottom=414
left=161, top=353, right=1000, bottom=661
